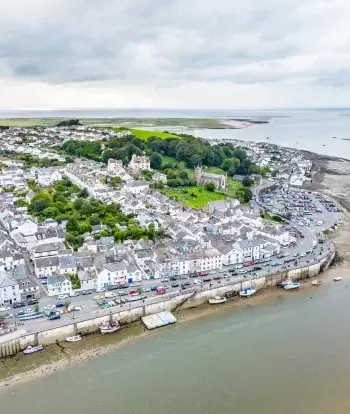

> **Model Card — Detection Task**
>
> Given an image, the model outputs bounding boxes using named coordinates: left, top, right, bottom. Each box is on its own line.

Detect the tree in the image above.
left=33, top=304, right=39, bottom=313
left=32, top=198, right=48, bottom=213
left=66, top=218, right=79, bottom=232
left=150, top=152, right=162, bottom=169
left=189, top=154, right=202, bottom=168
left=221, top=157, right=240, bottom=172
left=64, top=300, right=72, bottom=310
left=89, top=214, right=100, bottom=226
left=205, top=183, right=215, bottom=192
left=242, top=176, right=253, bottom=187
left=179, top=170, right=188, bottom=180
left=78, top=188, right=89, bottom=198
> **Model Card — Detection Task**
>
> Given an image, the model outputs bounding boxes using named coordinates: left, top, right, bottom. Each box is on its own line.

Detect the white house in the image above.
left=128, top=154, right=151, bottom=172
left=34, top=256, right=59, bottom=278
left=47, top=274, right=72, bottom=297
left=152, top=172, right=167, bottom=183
left=124, top=180, right=149, bottom=194
left=0, top=272, right=21, bottom=306
left=96, top=262, right=128, bottom=288
left=37, top=169, right=62, bottom=187
left=58, top=255, right=77, bottom=275
left=107, top=158, right=123, bottom=173
left=234, top=240, right=261, bottom=261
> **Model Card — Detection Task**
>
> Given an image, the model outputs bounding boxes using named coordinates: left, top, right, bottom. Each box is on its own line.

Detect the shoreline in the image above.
left=0, top=269, right=345, bottom=392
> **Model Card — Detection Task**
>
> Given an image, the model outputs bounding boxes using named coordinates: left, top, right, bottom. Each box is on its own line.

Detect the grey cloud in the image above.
left=0, top=0, right=349, bottom=87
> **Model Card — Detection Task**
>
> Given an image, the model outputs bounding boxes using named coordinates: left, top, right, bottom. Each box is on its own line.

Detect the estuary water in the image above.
left=1, top=107, right=350, bottom=158
left=1, top=278, right=350, bottom=414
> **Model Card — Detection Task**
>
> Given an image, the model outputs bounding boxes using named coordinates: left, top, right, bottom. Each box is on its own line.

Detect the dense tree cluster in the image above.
left=29, top=179, right=162, bottom=250
left=56, top=119, right=81, bottom=127
left=62, top=140, right=102, bottom=161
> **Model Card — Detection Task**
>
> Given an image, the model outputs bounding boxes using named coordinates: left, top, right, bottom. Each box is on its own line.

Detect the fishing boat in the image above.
left=23, top=345, right=44, bottom=354
left=334, top=277, right=342, bottom=281
left=312, top=280, right=322, bottom=286
left=208, top=296, right=227, bottom=304
left=99, top=321, right=120, bottom=334
left=284, top=281, right=301, bottom=290
left=65, top=335, right=82, bottom=343
left=239, top=288, right=256, bottom=297
left=277, top=278, right=292, bottom=288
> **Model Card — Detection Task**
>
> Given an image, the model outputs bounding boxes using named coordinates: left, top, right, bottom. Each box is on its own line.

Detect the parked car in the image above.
left=243, top=262, right=253, bottom=267
left=93, top=295, right=103, bottom=301
left=156, top=287, right=166, bottom=294
left=0, top=306, right=10, bottom=312
left=105, top=292, right=116, bottom=298
left=96, top=287, right=106, bottom=293
left=130, top=282, right=141, bottom=287
left=213, top=276, right=222, bottom=280
left=3, top=313, right=12, bottom=319
left=160, top=278, right=169, bottom=283
left=118, top=291, right=128, bottom=296
left=57, top=294, right=68, bottom=300
left=44, top=304, right=56, bottom=310
left=12, top=302, right=25, bottom=309
left=81, top=290, right=92, bottom=295
left=300, top=252, right=306, bottom=257
left=203, top=277, right=211, bottom=282
left=56, top=302, right=64, bottom=308
left=151, top=286, right=159, bottom=291
left=27, top=299, right=39, bottom=305
left=170, top=276, right=178, bottom=281
left=271, top=262, right=280, bottom=267
left=129, top=290, right=137, bottom=295
left=199, top=272, right=208, bottom=277
left=69, top=292, right=79, bottom=297
left=238, top=269, right=248, bottom=274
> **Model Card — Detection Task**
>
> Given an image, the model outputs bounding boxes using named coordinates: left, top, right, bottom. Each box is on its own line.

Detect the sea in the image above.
left=1, top=278, right=350, bottom=414
left=1, top=107, right=350, bottom=158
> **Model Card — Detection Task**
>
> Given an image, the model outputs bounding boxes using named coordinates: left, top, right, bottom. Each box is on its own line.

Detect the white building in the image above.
left=152, top=172, right=167, bottom=183
left=128, top=154, right=151, bottom=172
left=96, top=262, right=128, bottom=288
left=0, top=272, right=21, bottom=306
left=124, top=180, right=149, bottom=194
left=47, top=274, right=72, bottom=297
left=107, top=158, right=123, bottom=173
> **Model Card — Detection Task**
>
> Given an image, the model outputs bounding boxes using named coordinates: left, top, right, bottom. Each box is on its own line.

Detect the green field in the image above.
left=129, top=129, right=178, bottom=140
left=164, top=186, right=227, bottom=209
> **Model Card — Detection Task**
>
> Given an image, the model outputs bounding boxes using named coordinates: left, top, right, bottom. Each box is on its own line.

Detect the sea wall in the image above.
left=0, top=250, right=335, bottom=358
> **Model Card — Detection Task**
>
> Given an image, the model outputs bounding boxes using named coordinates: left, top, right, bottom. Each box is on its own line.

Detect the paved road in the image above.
left=3, top=241, right=332, bottom=335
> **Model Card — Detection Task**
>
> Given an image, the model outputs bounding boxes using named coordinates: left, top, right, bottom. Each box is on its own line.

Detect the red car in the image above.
left=243, top=262, right=253, bottom=267
left=199, top=272, right=208, bottom=277
left=129, top=290, right=137, bottom=295
left=213, top=275, right=221, bottom=280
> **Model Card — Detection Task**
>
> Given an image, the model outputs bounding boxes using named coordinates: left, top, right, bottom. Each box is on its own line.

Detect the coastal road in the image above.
left=6, top=242, right=331, bottom=334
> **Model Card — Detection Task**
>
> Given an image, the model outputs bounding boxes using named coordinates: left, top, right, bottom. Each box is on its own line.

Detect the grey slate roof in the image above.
left=35, top=256, right=59, bottom=268
left=47, top=274, right=71, bottom=285
left=0, top=272, right=17, bottom=288
left=58, top=255, right=77, bottom=269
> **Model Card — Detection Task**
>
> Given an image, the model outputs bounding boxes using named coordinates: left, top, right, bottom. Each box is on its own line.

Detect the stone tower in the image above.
left=194, top=166, right=202, bottom=184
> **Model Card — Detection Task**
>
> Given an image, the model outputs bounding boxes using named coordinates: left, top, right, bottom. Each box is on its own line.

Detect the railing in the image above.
left=0, top=247, right=334, bottom=346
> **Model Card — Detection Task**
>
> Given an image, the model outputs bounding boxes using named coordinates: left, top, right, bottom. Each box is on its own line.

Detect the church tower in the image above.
left=194, top=166, right=202, bottom=184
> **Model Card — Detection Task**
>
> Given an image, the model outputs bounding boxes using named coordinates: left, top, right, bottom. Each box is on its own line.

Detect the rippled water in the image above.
left=1, top=278, right=350, bottom=414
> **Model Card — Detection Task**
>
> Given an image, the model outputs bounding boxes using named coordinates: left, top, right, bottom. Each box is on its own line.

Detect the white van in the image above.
left=69, top=291, right=79, bottom=297
left=105, top=292, right=116, bottom=298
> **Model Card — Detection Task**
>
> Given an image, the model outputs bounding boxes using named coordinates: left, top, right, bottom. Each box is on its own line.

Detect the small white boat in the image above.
left=334, top=277, right=342, bottom=281
left=239, top=288, right=256, bottom=297
left=312, top=280, right=322, bottom=286
left=208, top=296, right=227, bottom=305
left=65, top=335, right=82, bottom=342
left=99, top=321, right=120, bottom=334
left=23, top=345, right=44, bottom=354
left=284, top=282, right=301, bottom=290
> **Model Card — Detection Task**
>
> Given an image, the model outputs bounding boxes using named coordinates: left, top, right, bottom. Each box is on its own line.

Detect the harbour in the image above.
left=1, top=269, right=350, bottom=413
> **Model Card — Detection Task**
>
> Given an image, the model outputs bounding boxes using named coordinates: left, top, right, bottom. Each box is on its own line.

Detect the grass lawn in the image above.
left=164, top=186, right=227, bottom=209
left=129, top=129, right=179, bottom=141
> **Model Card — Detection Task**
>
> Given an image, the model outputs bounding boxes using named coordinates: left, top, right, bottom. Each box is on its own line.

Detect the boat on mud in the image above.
left=208, top=296, right=227, bottom=305
left=65, top=335, right=82, bottom=342
left=23, top=345, right=44, bottom=354
left=284, top=281, right=301, bottom=290
left=239, top=288, right=256, bottom=297
left=99, top=321, right=120, bottom=334
left=312, top=280, right=322, bottom=286
left=334, top=277, right=342, bottom=281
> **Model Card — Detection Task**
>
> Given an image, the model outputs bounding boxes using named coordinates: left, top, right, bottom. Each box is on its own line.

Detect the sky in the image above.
left=1, top=0, right=350, bottom=109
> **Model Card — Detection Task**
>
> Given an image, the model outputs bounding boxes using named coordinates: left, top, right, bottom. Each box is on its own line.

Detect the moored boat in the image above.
left=99, top=321, right=120, bottom=334
left=277, top=278, right=292, bottom=288
left=239, top=288, right=256, bottom=297
left=23, top=345, right=44, bottom=354
left=208, top=296, right=227, bottom=305
left=312, top=280, right=322, bottom=286
left=284, top=281, right=301, bottom=290
left=334, top=277, right=342, bottom=281
left=65, top=335, right=82, bottom=342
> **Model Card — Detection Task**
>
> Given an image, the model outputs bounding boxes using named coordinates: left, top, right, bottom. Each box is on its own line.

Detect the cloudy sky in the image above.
left=1, top=0, right=350, bottom=109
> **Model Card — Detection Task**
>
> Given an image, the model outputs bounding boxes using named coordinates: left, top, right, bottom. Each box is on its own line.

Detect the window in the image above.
left=22, top=282, right=25, bottom=286
left=27, top=281, right=30, bottom=285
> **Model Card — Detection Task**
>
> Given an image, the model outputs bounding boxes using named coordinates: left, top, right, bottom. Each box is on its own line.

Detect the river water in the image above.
left=1, top=278, right=350, bottom=414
